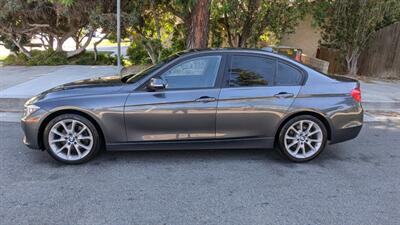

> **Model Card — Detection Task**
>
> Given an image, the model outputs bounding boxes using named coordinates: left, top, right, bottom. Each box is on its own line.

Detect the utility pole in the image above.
left=117, top=0, right=122, bottom=75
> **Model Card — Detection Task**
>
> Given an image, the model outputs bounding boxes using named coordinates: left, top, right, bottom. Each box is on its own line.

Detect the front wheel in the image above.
left=278, top=115, right=328, bottom=162
left=43, top=114, right=101, bottom=164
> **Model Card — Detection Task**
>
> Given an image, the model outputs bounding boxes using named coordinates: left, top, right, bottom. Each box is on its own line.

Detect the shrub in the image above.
left=127, top=39, right=186, bottom=65
left=3, top=54, right=29, bottom=65
left=27, top=50, right=68, bottom=66
left=69, top=51, right=118, bottom=65
left=127, top=42, right=152, bottom=65
left=3, top=50, right=118, bottom=66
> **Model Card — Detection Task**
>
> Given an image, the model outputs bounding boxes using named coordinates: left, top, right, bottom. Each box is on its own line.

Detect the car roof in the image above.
left=178, top=48, right=293, bottom=60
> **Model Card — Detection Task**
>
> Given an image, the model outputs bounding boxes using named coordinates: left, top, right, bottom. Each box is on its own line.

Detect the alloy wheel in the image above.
left=283, top=120, right=323, bottom=159
left=48, top=119, right=94, bottom=161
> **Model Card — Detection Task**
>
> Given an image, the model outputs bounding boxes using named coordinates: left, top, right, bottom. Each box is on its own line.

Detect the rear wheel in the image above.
left=43, top=114, right=101, bottom=164
left=278, top=115, right=327, bottom=162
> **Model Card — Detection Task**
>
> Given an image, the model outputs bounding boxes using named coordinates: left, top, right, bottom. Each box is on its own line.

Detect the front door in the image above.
left=124, top=55, right=224, bottom=142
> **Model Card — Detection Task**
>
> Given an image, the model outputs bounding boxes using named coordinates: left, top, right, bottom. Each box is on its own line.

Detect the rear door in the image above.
left=216, top=54, right=304, bottom=139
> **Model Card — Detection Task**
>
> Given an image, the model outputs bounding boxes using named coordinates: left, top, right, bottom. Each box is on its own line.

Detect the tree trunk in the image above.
left=346, top=50, right=360, bottom=75
left=39, top=35, right=48, bottom=50
left=187, top=0, right=211, bottom=49
left=48, top=35, right=54, bottom=50
left=223, top=11, right=234, bottom=47
left=143, top=41, right=158, bottom=65
left=66, top=29, right=95, bottom=58
left=347, top=58, right=359, bottom=75
left=11, top=39, right=31, bottom=58
left=56, top=30, right=77, bottom=52
left=56, top=37, right=64, bottom=52
left=93, top=33, right=108, bottom=61
left=238, top=0, right=261, bottom=48
left=151, top=0, right=162, bottom=41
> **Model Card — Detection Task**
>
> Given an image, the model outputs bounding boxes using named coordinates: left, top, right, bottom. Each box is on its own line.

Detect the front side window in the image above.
left=229, top=55, right=275, bottom=87
left=160, top=55, right=222, bottom=89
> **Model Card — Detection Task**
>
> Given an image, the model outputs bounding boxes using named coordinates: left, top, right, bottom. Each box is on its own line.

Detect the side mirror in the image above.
left=147, top=77, right=166, bottom=91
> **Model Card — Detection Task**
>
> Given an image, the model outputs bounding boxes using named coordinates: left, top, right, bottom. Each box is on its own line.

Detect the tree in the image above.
left=187, top=0, right=211, bottom=48
left=210, top=0, right=307, bottom=48
left=319, top=0, right=397, bottom=75
left=0, top=0, right=96, bottom=58
left=125, top=0, right=175, bottom=64
left=162, top=0, right=211, bottom=49
left=45, top=0, right=96, bottom=57
left=0, top=0, right=49, bottom=57
left=88, top=0, right=118, bottom=61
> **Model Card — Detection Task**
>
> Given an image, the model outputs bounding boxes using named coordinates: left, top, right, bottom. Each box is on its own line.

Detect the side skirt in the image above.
left=106, top=137, right=275, bottom=151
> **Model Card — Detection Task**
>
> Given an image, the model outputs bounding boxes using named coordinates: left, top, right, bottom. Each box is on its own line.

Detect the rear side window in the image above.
left=229, top=55, right=275, bottom=87
left=275, top=62, right=303, bottom=86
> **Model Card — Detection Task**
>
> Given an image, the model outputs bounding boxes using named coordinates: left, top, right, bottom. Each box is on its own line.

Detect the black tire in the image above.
left=277, top=115, right=328, bottom=162
left=43, top=114, right=101, bottom=164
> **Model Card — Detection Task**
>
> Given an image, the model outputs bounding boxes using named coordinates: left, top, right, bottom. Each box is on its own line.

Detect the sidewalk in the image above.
left=359, top=79, right=400, bottom=111
left=1, top=65, right=399, bottom=112
left=0, top=65, right=118, bottom=111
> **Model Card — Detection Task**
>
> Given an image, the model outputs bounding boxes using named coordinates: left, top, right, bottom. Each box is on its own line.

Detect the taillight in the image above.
left=351, top=87, right=361, bottom=102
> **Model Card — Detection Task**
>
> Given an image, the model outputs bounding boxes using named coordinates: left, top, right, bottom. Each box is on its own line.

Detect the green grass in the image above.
left=0, top=55, right=7, bottom=66
left=87, top=39, right=130, bottom=48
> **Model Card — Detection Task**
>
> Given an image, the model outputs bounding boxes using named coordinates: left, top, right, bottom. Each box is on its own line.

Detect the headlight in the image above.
left=24, top=105, right=40, bottom=117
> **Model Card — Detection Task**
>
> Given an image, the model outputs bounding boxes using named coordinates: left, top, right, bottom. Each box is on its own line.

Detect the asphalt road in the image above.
left=1, top=121, right=400, bottom=225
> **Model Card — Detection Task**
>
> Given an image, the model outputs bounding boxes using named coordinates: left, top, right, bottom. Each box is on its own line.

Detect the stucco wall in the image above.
left=280, top=15, right=321, bottom=57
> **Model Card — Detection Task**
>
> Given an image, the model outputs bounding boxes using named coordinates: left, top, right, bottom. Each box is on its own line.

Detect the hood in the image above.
left=60, top=75, right=123, bottom=89
left=32, top=75, right=125, bottom=103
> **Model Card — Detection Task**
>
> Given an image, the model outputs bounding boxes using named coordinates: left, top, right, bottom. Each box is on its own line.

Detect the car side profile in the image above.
left=21, top=49, right=363, bottom=164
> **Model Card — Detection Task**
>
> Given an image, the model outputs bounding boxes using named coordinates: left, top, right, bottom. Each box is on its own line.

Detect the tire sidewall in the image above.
left=43, top=114, right=100, bottom=164
left=278, top=115, right=327, bottom=162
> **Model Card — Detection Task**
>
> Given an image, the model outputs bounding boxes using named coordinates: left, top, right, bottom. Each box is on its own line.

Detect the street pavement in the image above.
left=1, top=119, right=400, bottom=225
left=1, top=65, right=400, bottom=224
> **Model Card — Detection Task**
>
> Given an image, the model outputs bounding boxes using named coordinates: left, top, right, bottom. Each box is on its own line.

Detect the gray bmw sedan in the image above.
left=21, top=49, right=363, bottom=164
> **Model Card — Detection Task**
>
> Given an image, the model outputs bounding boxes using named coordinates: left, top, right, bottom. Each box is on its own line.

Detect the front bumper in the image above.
left=21, top=109, right=48, bottom=150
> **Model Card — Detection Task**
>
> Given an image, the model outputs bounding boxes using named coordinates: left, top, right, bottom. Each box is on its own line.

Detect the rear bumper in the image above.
left=329, top=102, right=363, bottom=144
left=330, top=125, right=362, bottom=144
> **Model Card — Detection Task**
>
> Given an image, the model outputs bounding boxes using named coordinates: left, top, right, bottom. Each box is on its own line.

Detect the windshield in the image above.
left=123, top=51, right=186, bottom=84
left=122, top=64, right=162, bottom=83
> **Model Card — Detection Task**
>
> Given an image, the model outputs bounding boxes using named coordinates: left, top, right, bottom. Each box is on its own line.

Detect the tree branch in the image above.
left=66, top=28, right=95, bottom=58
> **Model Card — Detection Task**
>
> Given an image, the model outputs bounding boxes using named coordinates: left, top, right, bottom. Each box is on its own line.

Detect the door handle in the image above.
left=195, top=96, right=217, bottom=102
left=274, top=92, right=294, bottom=98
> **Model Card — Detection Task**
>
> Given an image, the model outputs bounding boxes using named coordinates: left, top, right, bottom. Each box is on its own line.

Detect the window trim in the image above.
left=136, top=53, right=227, bottom=92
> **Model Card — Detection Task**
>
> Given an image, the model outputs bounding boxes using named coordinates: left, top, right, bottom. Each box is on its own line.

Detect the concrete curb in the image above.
left=362, top=101, right=400, bottom=112
left=1, top=97, right=399, bottom=113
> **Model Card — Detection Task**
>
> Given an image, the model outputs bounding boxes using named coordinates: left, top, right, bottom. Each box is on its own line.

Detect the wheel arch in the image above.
left=37, top=109, right=106, bottom=150
left=274, top=110, right=332, bottom=146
